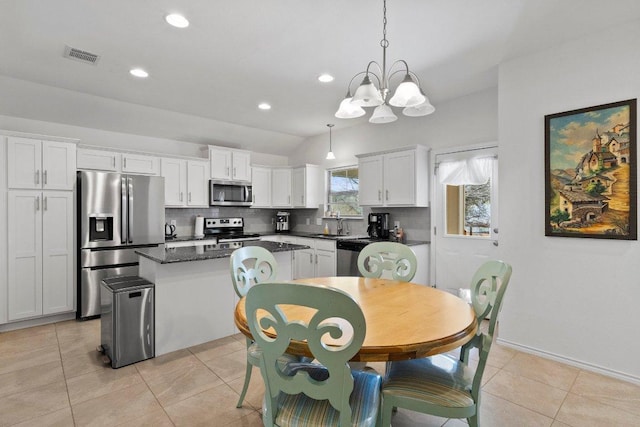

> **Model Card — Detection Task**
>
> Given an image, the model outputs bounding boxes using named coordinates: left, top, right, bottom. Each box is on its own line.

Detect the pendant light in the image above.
left=335, top=0, right=435, bottom=123
left=326, top=124, right=336, bottom=160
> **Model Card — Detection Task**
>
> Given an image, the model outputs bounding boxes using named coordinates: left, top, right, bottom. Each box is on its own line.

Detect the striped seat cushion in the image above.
left=271, top=369, right=381, bottom=427
left=382, top=354, right=475, bottom=408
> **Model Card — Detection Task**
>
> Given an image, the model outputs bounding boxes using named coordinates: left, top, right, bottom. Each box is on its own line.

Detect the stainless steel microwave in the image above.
left=209, top=180, right=253, bottom=206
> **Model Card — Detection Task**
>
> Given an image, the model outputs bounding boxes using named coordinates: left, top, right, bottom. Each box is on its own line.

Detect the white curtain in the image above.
left=437, top=157, right=494, bottom=185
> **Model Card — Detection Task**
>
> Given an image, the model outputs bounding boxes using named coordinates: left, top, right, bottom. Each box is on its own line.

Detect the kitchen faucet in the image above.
left=337, top=217, right=344, bottom=235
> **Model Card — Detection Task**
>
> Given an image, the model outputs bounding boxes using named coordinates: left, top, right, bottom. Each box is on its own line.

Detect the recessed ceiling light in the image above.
left=130, top=68, right=149, bottom=78
left=165, top=13, right=189, bottom=28
left=318, top=74, right=334, bottom=83
left=258, top=103, right=271, bottom=110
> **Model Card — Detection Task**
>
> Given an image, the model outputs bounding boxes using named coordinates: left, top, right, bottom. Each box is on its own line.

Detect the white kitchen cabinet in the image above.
left=356, top=145, right=430, bottom=207
left=209, top=146, right=251, bottom=182
left=251, top=166, right=272, bottom=208
left=8, top=137, right=76, bottom=190
left=161, top=158, right=186, bottom=206
left=271, top=168, right=292, bottom=207
left=294, top=238, right=316, bottom=279
left=8, top=190, right=74, bottom=321
left=161, top=158, right=209, bottom=207
left=292, top=164, right=322, bottom=208
left=122, top=153, right=160, bottom=175
left=77, top=148, right=120, bottom=171
left=315, top=239, right=336, bottom=277
left=289, top=237, right=336, bottom=279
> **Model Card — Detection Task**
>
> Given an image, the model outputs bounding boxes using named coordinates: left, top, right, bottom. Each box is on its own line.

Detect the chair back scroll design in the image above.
left=230, top=246, right=278, bottom=297
left=462, top=260, right=513, bottom=399
left=246, top=282, right=366, bottom=427
left=357, top=241, right=417, bottom=281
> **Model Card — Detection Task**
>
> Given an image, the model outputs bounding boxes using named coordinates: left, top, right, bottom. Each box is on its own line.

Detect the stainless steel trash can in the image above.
left=100, top=276, right=154, bottom=368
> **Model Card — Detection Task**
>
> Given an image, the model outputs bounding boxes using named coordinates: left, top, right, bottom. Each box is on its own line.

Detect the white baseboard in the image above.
left=496, top=337, right=640, bottom=386
left=0, top=312, right=77, bottom=332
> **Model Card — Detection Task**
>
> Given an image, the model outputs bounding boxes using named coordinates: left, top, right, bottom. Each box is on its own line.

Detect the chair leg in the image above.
left=236, top=360, right=253, bottom=408
left=468, top=414, right=479, bottom=427
left=380, top=395, right=394, bottom=427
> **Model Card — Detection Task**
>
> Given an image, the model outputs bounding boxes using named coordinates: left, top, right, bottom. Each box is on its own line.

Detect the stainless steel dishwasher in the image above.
left=100, top=276, right=155, bottom=368
left=337, top=239, right=372, bottom=276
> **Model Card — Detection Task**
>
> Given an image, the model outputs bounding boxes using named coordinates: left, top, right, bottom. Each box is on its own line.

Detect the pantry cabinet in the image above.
left=161, top=158, right=209, bottom=207
left=8, top=136, right=76, bottom=190
left=357, top=145, right=430, bottom=207
left=7, top=191, right=74, bottom=320
left=209, top=146, right=251, bottom=182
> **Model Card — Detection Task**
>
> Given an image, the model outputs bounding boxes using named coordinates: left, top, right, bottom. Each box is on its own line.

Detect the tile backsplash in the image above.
left=166, top=206, right=430, bottom=241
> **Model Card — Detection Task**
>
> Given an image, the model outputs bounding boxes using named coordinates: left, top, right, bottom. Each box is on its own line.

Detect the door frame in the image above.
left=429, top=142, right=498, bottom=286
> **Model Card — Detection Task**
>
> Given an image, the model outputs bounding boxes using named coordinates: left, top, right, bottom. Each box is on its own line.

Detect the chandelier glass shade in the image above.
left=335, top=0, right=435, bottom=123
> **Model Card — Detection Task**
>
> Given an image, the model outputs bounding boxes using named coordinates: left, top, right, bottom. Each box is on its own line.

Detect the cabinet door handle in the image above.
left=233, top=167, right=237, bottom=177
left=35, top=170, right=40, bottom=185
left=43, top=170, right=47, bottom=185
left=180, top=192, right=183, bottom=202
left=35, top=196, right=40, bottom=211
left=315, top=254, right=318, bottom=264
left=301, top=195, right=304, bottom=204
left=386, top=190, right=389, bottom=201
left=44, top=197, right=47, bottom=211
left=226, top=166, right=230, bottom=176
left=188, top=192, right=192, bottom=202
left=112, top=157, right=116, bottom=168
left=378, top=190, right=381, bottom=201
left=124, top=158, right=127, bottom=169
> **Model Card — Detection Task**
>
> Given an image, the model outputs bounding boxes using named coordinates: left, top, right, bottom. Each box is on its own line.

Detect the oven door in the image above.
left=209, top=181, right=252, bottom=206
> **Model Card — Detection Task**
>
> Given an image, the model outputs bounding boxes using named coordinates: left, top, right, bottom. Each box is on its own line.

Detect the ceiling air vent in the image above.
left=63, top=45, right=100, bottom=65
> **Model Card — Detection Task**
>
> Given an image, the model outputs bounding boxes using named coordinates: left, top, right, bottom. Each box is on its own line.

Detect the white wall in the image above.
left=0, top=114, right=288, bottom=166
left=289, top=87, right=498, bottom=167
left=498, top=19, right=640, bottom=381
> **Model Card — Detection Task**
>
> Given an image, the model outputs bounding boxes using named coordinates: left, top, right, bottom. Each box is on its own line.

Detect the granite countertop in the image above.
left=137, top=240, right=310, bottom=264
left=269, top=232, right=430, bottom=246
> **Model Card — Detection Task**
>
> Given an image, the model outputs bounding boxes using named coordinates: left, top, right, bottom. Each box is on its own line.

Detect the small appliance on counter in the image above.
left=165, top=223, right=176, bottom=238
left=367, top=212, right=390, bottom=239
left=276, top=211, right=290, bottom=233
left=194, top=215, right=205, bottom=238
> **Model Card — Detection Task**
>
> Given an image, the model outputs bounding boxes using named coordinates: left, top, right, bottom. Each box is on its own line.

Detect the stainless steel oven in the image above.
left=209, top=180, right=252, bottom=206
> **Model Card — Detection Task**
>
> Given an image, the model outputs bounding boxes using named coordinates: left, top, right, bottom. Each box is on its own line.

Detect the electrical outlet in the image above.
left=316, top=218, right=322, bottom=226
left=394, top=221, right=400, bottom=228
left=306, top=217, right=310, bottom=225
left=271, top=217, right=275, bottom=225
left=170, top=220, right=177, bottom=227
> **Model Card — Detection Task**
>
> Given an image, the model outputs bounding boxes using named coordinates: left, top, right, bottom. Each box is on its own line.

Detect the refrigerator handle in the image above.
left=121, top=176, right=128, bottom=244
left=128, top=176, right=134, bottom=244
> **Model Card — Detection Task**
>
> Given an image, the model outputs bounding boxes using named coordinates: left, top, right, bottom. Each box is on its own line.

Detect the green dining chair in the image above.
left=246, top=282, right=382, bottom=427
left=357, top=241, right=417, bottom=282
left=230, top=246, right=280, bottom=408
left=379, top=260, right=512, bottom=427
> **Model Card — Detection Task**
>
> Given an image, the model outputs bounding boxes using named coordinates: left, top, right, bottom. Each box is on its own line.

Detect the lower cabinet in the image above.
left=7, top=191, right=74, bottom=321
left=262, top=235, right=337, bottom=279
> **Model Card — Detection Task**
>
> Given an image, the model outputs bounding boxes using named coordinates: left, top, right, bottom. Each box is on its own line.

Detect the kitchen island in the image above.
left=136, top=241, right=308, bottom=356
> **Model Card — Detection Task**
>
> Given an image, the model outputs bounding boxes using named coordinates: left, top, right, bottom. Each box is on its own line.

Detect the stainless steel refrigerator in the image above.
left=77, top=171, right=164, bottom=319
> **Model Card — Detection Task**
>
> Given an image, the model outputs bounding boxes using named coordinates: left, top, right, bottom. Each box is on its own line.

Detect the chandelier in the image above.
left=334, top=0, right=435, bottom=124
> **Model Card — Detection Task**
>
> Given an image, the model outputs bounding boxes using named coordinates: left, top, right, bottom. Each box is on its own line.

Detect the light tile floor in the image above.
left=1, top=319, right=640, bottom=426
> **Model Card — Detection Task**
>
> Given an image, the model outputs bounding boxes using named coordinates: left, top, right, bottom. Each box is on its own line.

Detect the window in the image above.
left=445, top=179, right=491, bottom=236
left=326, top=166, right=362, bottom=217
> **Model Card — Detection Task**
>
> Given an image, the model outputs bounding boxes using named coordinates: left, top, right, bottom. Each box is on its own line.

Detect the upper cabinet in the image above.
left=251, top=166, right=272, bottom=208
left=271, top=168, right=292, bottom=207
left=209, top=146, right=251, bottom=182
left=121, top=153, right=160, bottom=175
left=77, top=148, right=120, bottom=171
left=356, top=145, right=430, bottom=207
left=161, top=158, right=209, bottom=207
left=8, top=136, right=76, bottom=190
left=292, top=164, right=322, bottom=208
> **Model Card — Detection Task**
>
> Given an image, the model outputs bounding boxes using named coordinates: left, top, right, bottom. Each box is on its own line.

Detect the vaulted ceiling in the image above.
left=2, top=0, right=640, bottom=154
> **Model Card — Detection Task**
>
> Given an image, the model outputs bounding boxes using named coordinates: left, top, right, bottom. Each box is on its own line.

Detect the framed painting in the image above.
left=545, top=99, right=637, bottom=239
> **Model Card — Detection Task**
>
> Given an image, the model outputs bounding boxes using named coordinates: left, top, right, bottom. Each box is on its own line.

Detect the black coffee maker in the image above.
left=367, top=213, right=390, bottom=239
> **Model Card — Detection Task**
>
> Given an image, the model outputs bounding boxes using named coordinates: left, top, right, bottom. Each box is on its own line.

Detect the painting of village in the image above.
left=545, top=99, right=637, bottom=239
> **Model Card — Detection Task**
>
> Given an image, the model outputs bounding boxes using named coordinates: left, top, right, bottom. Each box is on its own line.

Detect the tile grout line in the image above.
left=133, top=363, right=177, bottom=426
left=56, top=321, right=78, bottom=427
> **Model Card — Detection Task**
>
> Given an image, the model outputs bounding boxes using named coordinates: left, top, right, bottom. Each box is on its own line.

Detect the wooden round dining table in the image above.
left=233, top=276, right=478, bottom=362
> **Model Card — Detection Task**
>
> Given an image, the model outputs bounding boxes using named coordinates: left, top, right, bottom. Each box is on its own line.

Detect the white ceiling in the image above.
left=2, top=0, right=640, bottom=155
